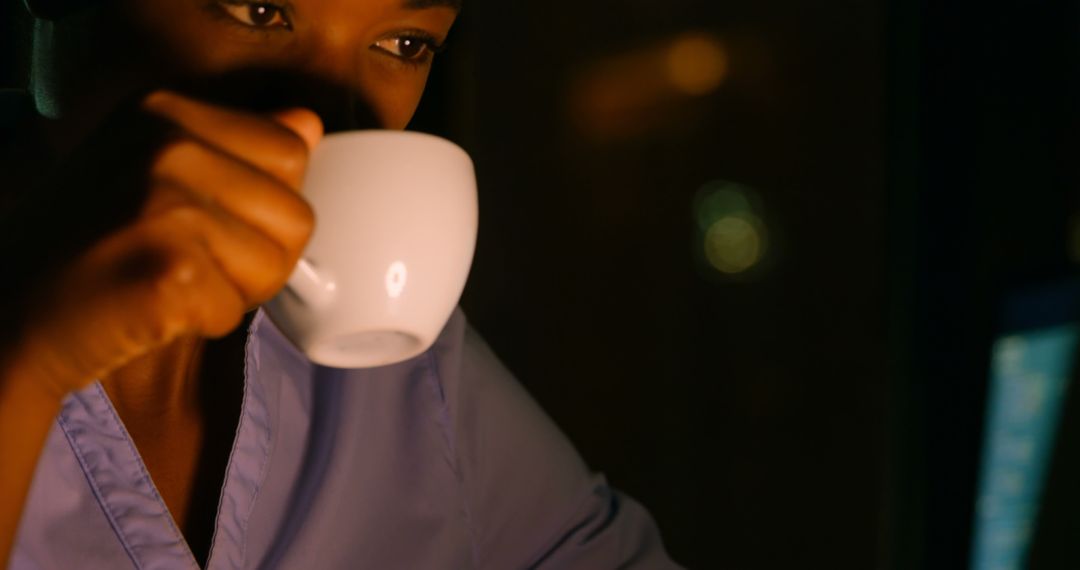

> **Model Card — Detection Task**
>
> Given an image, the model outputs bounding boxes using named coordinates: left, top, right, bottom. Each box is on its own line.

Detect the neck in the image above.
left=100, top=336, right=206, bottom=424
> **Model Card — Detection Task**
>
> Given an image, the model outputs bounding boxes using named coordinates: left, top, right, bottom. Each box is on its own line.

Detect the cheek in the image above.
left=362, top=65, right=432, bottom=129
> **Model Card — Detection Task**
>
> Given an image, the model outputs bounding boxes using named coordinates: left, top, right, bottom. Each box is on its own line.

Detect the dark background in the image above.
left=420, top=1, right=887, bottom=567
left=887, top=1, right=1079, bottom=569
left=4, top=0, right=1079, bottom=568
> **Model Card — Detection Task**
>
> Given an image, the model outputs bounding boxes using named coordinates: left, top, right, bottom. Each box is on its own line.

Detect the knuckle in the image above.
left=157, top=248, right=202, bottom=290
left=152, top=138, right=205, bottom=175
left=159, top=202, right=213, bottom=229
left=148, top=248, right=239, bottom=339
left=141, top=183, right=189, bottom=216
left=280, top=197, right=316, bottom=253
left=273, top=130, right=311, bottom=179
left=202, top=274, right=247, bottom=337
left=142, top=302, right=181, bottom=345
left=265, top=239, right=292, bottom=276
left=201, top=300, right=245, bottom=338
left=137, top=249, right=199, bottom=341
left=265, top=190, right=315, bottom=247
left=291, top=197, right=316, bottom=236
left=251, top=245, right=292, bottom=302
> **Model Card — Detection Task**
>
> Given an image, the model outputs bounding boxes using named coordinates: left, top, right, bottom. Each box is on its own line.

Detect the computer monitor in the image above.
left=970, top=278, right=1080, bottom=569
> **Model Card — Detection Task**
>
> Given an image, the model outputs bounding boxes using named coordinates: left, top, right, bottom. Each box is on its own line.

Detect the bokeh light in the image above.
left=667, top=33, right=729, bottom=96
left=694, top=182, right=753, bottom=231
left=567, top=30, right=728, bottom=141
left=694, top=181, right=769, bottom=275
left=705, top=215, right=765, bottom=274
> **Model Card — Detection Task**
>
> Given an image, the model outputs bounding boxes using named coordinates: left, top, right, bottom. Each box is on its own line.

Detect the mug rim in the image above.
left=317, top=130, right=473, bottom=168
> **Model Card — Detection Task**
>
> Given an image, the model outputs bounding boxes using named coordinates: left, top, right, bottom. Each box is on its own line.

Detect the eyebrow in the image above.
left=403, top=0, right=462, bottom=12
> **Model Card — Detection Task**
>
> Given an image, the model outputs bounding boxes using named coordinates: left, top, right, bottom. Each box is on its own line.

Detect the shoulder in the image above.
left=425, top=307, right=517, bottom=399
left=422, top=307, right=573, bottom=460
left=412, top=309, right=682, bottom=568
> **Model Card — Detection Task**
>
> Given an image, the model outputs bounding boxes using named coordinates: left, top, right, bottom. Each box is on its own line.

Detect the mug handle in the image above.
left=286, top=258, right=337, bottom=309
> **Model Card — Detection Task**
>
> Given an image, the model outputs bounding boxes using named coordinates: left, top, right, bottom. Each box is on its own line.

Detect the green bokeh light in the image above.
left=693, top=181, right=753, bottom=231
left=693, top=180, right=769, bottom=275
left=705, top=213, right=766, bottom=274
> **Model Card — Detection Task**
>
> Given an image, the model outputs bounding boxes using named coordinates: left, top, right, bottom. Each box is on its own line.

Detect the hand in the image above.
left=7, top=90, right=323, bottom=399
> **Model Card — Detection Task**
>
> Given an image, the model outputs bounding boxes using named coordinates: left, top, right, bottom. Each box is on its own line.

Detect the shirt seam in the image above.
left=92, top=383, right=191, bottom=552
left=205, top=319, right=275, bottom=570
left=56, top=412, right=143, bottom=570
left=238, top=342, right=274, bottom=569
left=424, top=348, right=480, bottom=570
left=526, top=482, right=613, bottom=568
left=57, top=382, right=199, bottom=569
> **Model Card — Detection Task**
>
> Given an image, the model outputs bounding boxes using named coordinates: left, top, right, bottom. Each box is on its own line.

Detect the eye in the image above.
left=372, top=34, right=442, bottom=62
left=219, top=2, right=290, bottom=29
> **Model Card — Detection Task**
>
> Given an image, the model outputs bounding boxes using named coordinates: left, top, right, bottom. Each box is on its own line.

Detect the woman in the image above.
left=0, top=0, right=679, bottom=568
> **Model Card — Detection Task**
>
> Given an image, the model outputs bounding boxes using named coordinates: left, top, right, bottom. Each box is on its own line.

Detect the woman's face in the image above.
left=103, top=0, right=460, bottom=128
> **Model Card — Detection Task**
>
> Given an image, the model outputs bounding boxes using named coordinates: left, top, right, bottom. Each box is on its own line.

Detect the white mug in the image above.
left=264, top=130, right=478, bottom=368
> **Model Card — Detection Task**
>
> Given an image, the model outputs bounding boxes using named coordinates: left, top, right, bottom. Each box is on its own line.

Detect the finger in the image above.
left=158, top=236, right=249, bottom=338
left=270, top=108, right=323, bottom=152
left=114, top=232, right=249, bottom=340
left=60, top=226, right=248, bottom=365
left=146, top=182, right=296, bottom=305
left=24, top=210, right=254, bottom=387
left=141, top=90, right=319, bottom=191
left=150, top=138, right=315, bottom=254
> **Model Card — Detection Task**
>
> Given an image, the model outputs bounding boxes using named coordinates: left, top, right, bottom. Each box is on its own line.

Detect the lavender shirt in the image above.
left=9, top=308, right=679, bottom=569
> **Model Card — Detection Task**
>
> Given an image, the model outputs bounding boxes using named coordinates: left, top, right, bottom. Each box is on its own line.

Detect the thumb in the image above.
left=270, top=108, right=324, bottom=152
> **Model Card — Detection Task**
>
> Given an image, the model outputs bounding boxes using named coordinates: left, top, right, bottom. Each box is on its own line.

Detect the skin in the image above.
left=0, top=0, right=459, bottom=566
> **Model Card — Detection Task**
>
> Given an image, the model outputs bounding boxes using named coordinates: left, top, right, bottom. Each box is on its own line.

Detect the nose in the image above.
left=287, top=33, right=384, bottom=133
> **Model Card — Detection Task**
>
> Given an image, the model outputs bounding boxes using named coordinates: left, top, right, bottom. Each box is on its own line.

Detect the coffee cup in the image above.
left=263, top=130, right=478, bottom=368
